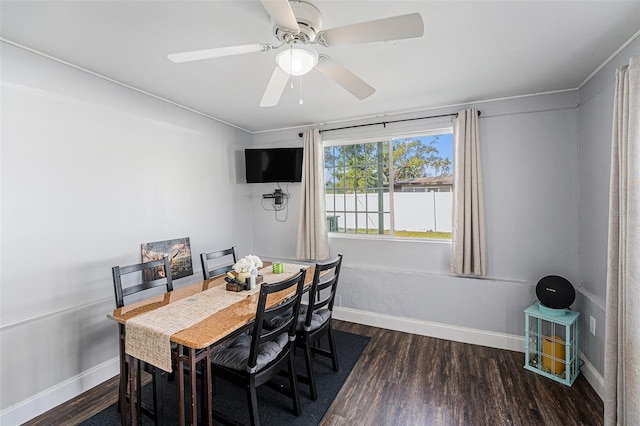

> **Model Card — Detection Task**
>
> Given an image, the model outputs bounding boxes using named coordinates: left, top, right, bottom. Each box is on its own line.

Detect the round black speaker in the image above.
left=536, top=275, right=575, bottom=309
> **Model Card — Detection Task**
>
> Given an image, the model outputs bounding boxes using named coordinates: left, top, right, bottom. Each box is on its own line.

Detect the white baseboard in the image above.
left=0, top=357, right=119, bottom=426
left=333, top=306, right=604, bottom=399
left=333, top=306, right=526, bottom=352
left=579, top=352, right=605, bottom=399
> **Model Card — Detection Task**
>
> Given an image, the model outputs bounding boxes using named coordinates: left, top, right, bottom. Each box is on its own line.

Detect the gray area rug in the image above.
left=82, top=330, right=370, bottom=425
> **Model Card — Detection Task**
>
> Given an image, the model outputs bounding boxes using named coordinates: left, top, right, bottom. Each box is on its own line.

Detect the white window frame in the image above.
left=323, top=126, right=453, bottom=241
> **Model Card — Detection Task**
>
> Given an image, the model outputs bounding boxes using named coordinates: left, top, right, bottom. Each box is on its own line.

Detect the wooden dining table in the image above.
left=110, top=261, right=314, bottom=426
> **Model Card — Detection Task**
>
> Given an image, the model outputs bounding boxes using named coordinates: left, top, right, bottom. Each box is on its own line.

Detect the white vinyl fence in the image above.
left=326, top=192, right=452, bottom=233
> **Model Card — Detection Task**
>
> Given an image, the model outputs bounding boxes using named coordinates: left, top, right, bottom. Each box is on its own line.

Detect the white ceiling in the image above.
left=2, top=1, right=639, bottom=133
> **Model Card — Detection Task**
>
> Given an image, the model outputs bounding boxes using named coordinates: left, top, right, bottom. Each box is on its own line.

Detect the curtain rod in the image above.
left=298, top=110, right=481, bottom=138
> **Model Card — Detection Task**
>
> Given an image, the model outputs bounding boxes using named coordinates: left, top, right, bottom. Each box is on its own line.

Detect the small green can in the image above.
left=272, top=262, right=284, bottom=274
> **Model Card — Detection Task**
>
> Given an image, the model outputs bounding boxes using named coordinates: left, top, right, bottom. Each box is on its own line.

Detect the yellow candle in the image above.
left=236, top=271, right=250, bottom=283
left=542, top=335, right=566, bottom=374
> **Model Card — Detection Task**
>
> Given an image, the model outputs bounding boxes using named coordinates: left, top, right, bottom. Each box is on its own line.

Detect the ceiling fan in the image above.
left=167, top=0, right=424, bottom=107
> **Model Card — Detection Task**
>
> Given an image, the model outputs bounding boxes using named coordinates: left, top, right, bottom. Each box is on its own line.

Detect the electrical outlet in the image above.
left=335, top=295, right=342, bottom=307
left=590, top=316, right=596, bottom=335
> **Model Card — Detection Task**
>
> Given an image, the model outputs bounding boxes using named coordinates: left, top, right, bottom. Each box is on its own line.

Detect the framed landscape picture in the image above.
left=141, top=237, right=193, bottom=281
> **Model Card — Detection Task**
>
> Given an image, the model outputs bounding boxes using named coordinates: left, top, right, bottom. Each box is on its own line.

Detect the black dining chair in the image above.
left=200, top=246, right=237, bottom=280
left=211, top=268, right=307, bottom=426
left=295, top=253, right=343, bottom=401
left=112, top=254, right=173, bottom=426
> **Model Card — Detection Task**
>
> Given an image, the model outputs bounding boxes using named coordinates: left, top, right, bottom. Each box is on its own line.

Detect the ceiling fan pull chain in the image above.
left=299, top=76, right=304, bottom=105
left=289, top=45, right=293, bottom=74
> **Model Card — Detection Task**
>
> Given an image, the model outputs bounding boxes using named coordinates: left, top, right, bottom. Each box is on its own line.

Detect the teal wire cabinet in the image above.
left=524, top=302, right=580, bottom=386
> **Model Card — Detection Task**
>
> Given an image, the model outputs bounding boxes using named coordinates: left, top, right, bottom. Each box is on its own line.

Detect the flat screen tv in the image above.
left=245, top=148, right=304, bottom=183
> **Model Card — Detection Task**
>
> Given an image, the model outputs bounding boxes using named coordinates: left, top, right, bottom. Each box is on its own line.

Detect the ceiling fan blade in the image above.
left=319, top=13, right=424, bottom=47
left=315, top=55, right=375, bottom=100
left=260, top=0, right=300, bottom=33
left=260, top=66, right=290, bottom=107
left=168, top=44, right=270, bottom=63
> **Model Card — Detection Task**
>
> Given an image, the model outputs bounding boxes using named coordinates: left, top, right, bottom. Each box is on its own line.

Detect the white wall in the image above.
left=576, top=37, right=640, bottom=377
left=0, top=43, right=253, bottom=423
left=252, top=91, right=580, bottom=338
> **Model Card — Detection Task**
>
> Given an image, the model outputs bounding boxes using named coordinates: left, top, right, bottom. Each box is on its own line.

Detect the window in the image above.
left=324, top=130, right=453, bottom=239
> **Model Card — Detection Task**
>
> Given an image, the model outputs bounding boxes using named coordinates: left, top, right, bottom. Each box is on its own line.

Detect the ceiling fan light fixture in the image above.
left=276, top=46, right=318, bottom=76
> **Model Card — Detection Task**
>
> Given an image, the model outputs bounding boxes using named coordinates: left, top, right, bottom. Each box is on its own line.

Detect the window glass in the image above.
left=324, top=131, right=453, bottom=239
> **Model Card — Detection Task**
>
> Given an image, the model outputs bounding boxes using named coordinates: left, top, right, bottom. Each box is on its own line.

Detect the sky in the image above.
left=434, top=133, right=454, bottom=163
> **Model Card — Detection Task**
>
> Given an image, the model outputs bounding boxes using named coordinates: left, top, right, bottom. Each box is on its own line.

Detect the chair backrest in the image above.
left=247, top=268, right=306, bottom=373
left=303, top=254, right=343, bottom=330
left=112, top=255, right=173, bottom=308
left=200, top=247, right=237, bottom=280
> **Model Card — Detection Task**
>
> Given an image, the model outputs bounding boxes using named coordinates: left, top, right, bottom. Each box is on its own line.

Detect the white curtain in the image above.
left=296, top=128, right=329, bottom=261
left=450, top=107, right=486, bottom=276
left=604, top=56, right=640, bottom=426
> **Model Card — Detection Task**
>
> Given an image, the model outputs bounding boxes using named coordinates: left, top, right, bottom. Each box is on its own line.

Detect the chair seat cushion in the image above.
left=264, top=304, right=331, bottom=332
left=298, top=304, right=331, bottom=332
left=212, top=332, right=288, bottom=372
left=263, top=307, right=295, bottom=330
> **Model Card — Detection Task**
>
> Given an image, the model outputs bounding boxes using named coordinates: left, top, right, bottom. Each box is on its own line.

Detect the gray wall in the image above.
left=252, top=91, right=580, bottom=338
left=576, top=37, right=640, bottom=376
left=0, top=43, right=254, bottom=418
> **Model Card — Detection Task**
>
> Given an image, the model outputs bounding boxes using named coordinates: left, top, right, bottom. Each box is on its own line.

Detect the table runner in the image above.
left=125, top=263, right=308, bottom=372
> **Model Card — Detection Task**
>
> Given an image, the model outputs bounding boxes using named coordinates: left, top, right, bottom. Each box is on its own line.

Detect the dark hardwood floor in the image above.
left=25, top=320, right=603, bottom=426
left=323, top=321, right=603, bottom=426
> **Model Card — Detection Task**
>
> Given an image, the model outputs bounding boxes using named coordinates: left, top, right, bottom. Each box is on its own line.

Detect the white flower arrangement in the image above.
left=233, top=254, right=263, bottom=273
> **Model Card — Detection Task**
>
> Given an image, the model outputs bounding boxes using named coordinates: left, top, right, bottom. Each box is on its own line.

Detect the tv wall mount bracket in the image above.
left=262, top=188, right=288, bottom=205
